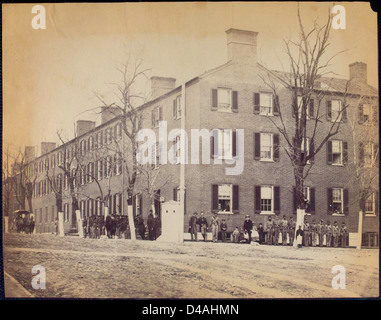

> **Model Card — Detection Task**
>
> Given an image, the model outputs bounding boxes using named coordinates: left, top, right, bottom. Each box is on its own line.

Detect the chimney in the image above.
left=40, top=142, right=56, bottom=156
left=24, top=146, right=36, bottom=163
left=150, top=76, right=176, bottom=99
left=226, top=28, right=258, bottom=63
left=76, top=120, right=96, bottom=137
left=349, top=62, right=367, bottom=83
left=100, top=107, right=122, bottom=125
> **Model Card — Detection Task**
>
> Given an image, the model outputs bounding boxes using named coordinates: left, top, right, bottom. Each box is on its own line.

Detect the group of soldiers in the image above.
left=13, top=215, right=35, bottom=234
left=82, top=214, right=129, bottom=239
left=188, top=212, right=350, bottom=248
left=81, top=209, right=161, bottom=240
left=263, top=216, right=349, bottom=248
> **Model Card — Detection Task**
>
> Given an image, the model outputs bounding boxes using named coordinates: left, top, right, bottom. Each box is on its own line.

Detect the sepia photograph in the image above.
left=2, top=2, right=379, bottom=302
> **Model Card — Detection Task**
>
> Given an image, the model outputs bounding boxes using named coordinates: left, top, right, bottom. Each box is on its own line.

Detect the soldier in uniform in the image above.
left=303, top=220, right=310, bottom=247
left=257, top=223, right=265, bottom=244
left=136, top=213, right=146, bottom=240
left=310, top=219, right=317, bottom=247
left=210, top=213, right=219, bottom=242
left=198, top=211, right=208, bottom=241
left=317, top=219, right=325, bottom=247
left=288, top=217, right=296, bottom=246
left=340, top=222, right=349, bottom=248
left=243, top=215, right=253, bottom=244
left=266, top=216, right=274, bottom=245
left=325, top=220, right=332, bottom=247
left=332, top=221, right=340, bottom=247
left=273, top=216, right=280, bottom=245
left=280, top=215, right=288, bottom=246
left=147, top=210, right=155, bottom=240
left=189, top=212, right=199, bottom=241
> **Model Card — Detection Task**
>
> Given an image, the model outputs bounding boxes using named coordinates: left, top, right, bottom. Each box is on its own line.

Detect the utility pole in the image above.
left=179, top=83, right=186, bottom=243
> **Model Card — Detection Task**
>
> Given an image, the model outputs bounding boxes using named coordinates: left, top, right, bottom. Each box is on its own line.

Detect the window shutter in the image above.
left=173, top=99, right=177, bottom=119
left=359, top=142, right=364, bottom=166
left=211, top=89, right=218, bottom=111
left=159, top=107, right=163, bottom=121
left=309, top=138, right=315, bottom=163
left=343, top=189, right=349, bottom=215
left=232, top=91, right=238, bottom=112
left=327, top=188, right=333, bottom=214
left=132, top=195, right=136, bottom=216
left=212, top=184, right=219, bottom=213
left=233, top=185, right=239, bottom=213
left=274, top=186, right=280, bottom=215
left=342, top=105, right=347, bottom=122
left=183, top=190, right=187, bottom=215
left=211, top=130, right=218, bottom=159
left=273, top=95, right=279, bottom=115
left=327, top=141, right=333, bottom=164
left=343, top=141, right=348, bottom=165
left=293, top=187, right=297, bottom=214
left=375, top=191, right=379, bottom=215
left=173, top=188, right=177, bottom=201
left=309, top=99, right=315, bottom=118
left=375, top=143, right=379, bottom=166
left=254, top=132, right=261, bottom=160
left=372, top=105, right=378, bottom=123
left=151, top=110, right=155, bottom=127
left=255, top=186, right=261, bottom=214
left=358, top=104, right=364, bottom=124
left=232, top=130, right=237, bottom=157
left=140, top=194, right=143, bottom=216
left=310, top=188, right=316, bottom=214
left=253, top=93, right=260, bottom=114
left=326, top=100, right=332, bottom=121
left=273, top=134, right=280, bottom=161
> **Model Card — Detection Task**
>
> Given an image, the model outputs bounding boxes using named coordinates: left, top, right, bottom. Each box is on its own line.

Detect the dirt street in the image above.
left=3, top=233, right=379, bottom=298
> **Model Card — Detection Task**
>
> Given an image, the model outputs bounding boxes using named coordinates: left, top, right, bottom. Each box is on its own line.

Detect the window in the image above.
left=217, top=129, right=233, bottom=160
left=45, top=207, right=49, bottom=223
left=44, top=158, right=49, bottom=171
left=218, top=184, right=232, bottom=213
left=260, top=93, right=273, bottom=116
left=57, top=174, right=63, bottom=192
left=152, top=106, right=162, bottom=128
left=64, top=175, right=68, bottom=190
left=88, top=136, right=94, bottom=151
left=58, top=152, right=63, bottom=166
left=115, top=155, right=122, bottom=175
left=363, top=142, right=378, bottom=167
left=97, top=132, right=103, bottom=148
left=301, top=137, right=310, bottom=164
left=331, top=100, right=343, bottom=122
left=217, top=88, right=232, bottom=112
left=115, top=123, right=122, bottom=140
left=365, top=192, right=376, bottom=215
left=97, top=160, right=103, bottom=180
left=303, top=187, right=311, bottom=213
left=87, top=163, right=94, bottom=183
left=331, top=140, right=342, bottom=165
left=362, top=232, right=379, bottom=248
left=332, top=188, right=343, bottom=215
left=260, top=186, right=273, bottom=213
left=260, top=133, right=273, bottom=161
left=135, top=194, right=142, bottom=216
left=104, top=156, right=111, bottom=178
left=80, top=200, right=86, bottom=219
left=151, top=143, right=158, bottom=168
left=173, top=95, right=182, bottom=120
left=106, top=128, right=112, bottom=144
left=96, top=198, right=102, bottom=216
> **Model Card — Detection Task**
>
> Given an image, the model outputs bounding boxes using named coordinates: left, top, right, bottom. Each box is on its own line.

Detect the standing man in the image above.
left=281, top=215, right=288, bottom=246
left=243, top=215, right=253, bottom=244
left=288, top=217, right=296, bottom=246
left=326, top=220, right=332, bottom=247
left=257, top=223, right=265, bottom=244
left=332, top=221, right=340, bottom=247
left=317, top=219, right=325, bottom=247
left=311, top=220, right=317, bottom=247
left=220, top=219, right=228, bottom=242
left=266, top=216, right=274, bottom=245
left=273, top=215, right=280, bottom=245
left=198, top=211, right=208, bottom=241
left=341, top=222, right=348, bottom=248
left=303, top=220, right=310, bottom=247
left=189, top=212, right=199, bottom=241
left=147, top=210, right=155, bottom=241
left=296, top=226, right=304, bottom=248
left=136, top=213, right=145, bottom=240
left=210, top=213, right=219, bottom=242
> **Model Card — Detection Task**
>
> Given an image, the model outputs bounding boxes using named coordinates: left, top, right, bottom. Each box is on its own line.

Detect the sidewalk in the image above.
left=4, top=271, right=34, bottom=298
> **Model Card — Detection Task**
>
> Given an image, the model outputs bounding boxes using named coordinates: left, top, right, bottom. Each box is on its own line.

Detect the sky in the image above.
left=3, top=2, right=378, bottom=157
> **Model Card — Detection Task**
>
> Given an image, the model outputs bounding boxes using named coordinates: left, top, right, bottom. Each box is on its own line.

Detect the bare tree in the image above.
left=259, top=5, right=349, bottom=217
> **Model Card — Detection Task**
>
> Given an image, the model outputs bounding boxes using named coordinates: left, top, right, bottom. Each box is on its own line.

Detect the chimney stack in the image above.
left=24, top=146, right=36, bottom=163
left=100, top=107, right=122, bottom=125
left=40, top=142, right=56, bottom=156
left=76, top=120, right=96, bottom=137
left=150, top=76, right=176, bottom=100
left=349, top=62, right=367, bottom=83
left=226, top=28, right=258, bottom=63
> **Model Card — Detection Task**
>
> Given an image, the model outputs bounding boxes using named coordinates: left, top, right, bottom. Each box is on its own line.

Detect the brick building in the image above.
left=16, top=29, right=379, bottom=246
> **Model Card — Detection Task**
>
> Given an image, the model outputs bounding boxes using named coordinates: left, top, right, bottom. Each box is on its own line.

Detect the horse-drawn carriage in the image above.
left=13, top=210, right=35, bottom=234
